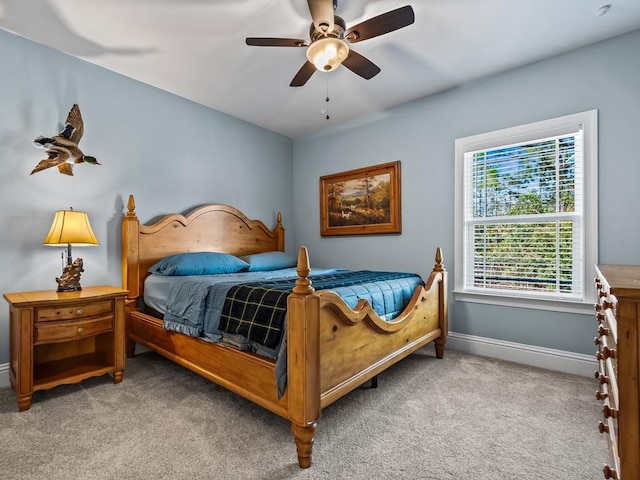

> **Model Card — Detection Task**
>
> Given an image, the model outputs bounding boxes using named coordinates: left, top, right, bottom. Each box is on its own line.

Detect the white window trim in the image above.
left=454, top=110, right=598, bottom=315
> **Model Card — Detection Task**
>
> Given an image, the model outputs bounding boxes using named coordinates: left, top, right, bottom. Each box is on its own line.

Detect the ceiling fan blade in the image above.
left=307, top=0, right=334, bottom=33
left=341, top=50, right=381, bottom=80
left=290, top=61, right=317, bottom=87
left=345, top=5, right=415, bottom=43
left=246, top=38, right=307, bottom=47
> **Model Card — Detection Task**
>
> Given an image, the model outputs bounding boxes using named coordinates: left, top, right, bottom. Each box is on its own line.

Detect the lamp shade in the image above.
left=43, top=210, right=99, bottom=246
left=306, top=37, right=349, bottom=72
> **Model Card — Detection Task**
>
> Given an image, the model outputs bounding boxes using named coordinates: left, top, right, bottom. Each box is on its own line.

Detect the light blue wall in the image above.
left=2, top=27, right=639, bottom=366
left=0, top=29, right=293, bottom=364
left=292, top=29, right=640, bottom=355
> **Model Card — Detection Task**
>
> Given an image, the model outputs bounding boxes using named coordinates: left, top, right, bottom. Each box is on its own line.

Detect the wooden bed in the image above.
left=121, top=194, right=448, bottom=468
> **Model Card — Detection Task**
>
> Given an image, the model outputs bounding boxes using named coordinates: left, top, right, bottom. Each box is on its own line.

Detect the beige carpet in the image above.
left=0, top=348, right=608, bottom=479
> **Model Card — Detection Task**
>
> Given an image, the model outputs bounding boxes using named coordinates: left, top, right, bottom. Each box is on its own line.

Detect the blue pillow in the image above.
left=148, top=252, right=249, bottom=276
left=240, top=251, right=297, bottom=272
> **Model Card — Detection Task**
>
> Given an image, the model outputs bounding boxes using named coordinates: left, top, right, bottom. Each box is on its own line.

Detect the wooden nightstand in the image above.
left=3, top=285, right=128, bottom=411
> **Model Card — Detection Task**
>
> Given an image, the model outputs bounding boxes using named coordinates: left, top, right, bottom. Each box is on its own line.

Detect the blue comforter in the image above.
left=219, top=270, right=424, bottom=350
left=162, top=269, right=423, bottom=355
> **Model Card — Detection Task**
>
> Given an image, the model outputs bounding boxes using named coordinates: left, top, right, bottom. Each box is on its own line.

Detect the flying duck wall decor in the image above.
left=31, top=104, right=100, bottom=176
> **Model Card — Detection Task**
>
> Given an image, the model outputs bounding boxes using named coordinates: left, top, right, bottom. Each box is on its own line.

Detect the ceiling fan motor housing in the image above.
left=309, top=15, right=347, bottom=42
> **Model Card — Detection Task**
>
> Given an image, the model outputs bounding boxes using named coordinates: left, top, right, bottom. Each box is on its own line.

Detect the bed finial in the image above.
left=274, top=212, right=285, bottom=251
left=293, top=246, right=314, bottom=294
left=433, top=246, right=444, bottom=272
left=126, top=194, right=137, bottom=219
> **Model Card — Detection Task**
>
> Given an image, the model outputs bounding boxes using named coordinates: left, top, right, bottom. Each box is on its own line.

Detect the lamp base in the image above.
left=57, top=285, right=82, bottom=293
left=56, top=257, right=84, bottom=293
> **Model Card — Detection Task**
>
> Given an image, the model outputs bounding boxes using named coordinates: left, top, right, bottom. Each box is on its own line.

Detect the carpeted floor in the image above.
left=0, top=348, right=608, bottom=480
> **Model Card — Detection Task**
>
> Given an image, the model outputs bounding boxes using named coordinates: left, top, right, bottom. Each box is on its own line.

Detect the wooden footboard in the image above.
left=286, top=246, right=447, bottom=467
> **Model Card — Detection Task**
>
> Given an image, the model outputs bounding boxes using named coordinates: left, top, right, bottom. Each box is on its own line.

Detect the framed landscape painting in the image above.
left=320, top=161, right=401, bottom=236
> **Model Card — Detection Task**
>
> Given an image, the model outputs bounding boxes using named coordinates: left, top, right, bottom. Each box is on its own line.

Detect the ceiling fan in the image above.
left=245, top=0, right=415, bottom=87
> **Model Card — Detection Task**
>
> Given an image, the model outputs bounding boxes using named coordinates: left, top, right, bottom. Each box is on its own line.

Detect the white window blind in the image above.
left=465, top=134, right=582, bottom=299
left=454, top=111, right=598, bottom=313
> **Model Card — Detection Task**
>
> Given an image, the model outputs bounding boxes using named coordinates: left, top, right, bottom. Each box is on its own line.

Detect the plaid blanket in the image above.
left=219, top=270, right=423, bottom=350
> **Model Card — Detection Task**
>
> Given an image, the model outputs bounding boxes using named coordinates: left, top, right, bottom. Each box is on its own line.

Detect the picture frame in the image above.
left=320, top=161, right=401, bottom=236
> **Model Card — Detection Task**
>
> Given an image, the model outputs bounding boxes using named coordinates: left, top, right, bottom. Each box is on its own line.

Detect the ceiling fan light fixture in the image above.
left=306, top=37, right=349, bottom=72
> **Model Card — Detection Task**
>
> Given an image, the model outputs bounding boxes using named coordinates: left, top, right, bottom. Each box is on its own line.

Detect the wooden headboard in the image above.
left=121, top=194, right=285, bottom=301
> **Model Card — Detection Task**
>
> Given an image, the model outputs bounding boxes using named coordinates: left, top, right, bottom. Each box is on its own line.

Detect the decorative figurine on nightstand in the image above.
left=43, top=208, right=99, bottom=292
left=56, top=258, right=84, bottom=292
left=31, top=104, right=101, bottom=176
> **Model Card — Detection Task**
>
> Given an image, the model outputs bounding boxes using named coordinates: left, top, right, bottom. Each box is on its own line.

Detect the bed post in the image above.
left=275, top=212, right=285, bottom=252
left=432, top=247, right=448, bottom=359
left=287, top=246, right=321, bottom=468
left=121, top=194, right=140, bottom=358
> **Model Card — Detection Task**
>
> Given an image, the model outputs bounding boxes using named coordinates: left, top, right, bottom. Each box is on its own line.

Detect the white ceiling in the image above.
left=2, top=0, right=640, bottom=138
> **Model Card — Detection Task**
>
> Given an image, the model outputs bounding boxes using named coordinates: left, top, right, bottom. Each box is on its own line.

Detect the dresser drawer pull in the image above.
left=594, top=371, right=609, bottom=385
left=595, top=347, right=615, bottom=361
left=602, top=405, right=617, bottom=419
left=77, top=327, right=85, bottom=334
left=601, top=346, right=616, bottom=360
left=598, top=325, right=610, bottom=337
left=595, top=390, right=608, bottom=401
left=603, top=465, right=617, bottom=479
left=594, top=336, right=602, bottom=346
left=595, top=312, right=604, bottom=324
left=597, top=421, right=609, bottom=434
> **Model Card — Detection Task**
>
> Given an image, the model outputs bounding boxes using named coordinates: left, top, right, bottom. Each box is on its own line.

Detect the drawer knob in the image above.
left=76, top=309, right=84, bottom=315
left=595, top=348, right=615, bottom=361
left=603, top=465, right=617, bottom=479
left=602, top=405, right=617, bottom=419
left=595, top=312, right=604, bottom=324
left=598, top=421, right=609, bottom=434
left=595, top=390, right=608, bottom=401
left=601, top=346, right=616, bottom=360
left=77, top=327, right=85, bottom=334
left=594, top=336, right=602, bottom=346
left=594, top=371, right=609, bottom=385
left=598, top=325, right=610, bottom=337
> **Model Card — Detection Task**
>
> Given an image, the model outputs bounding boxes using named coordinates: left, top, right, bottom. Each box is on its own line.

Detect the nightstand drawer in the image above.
left=37, top=299, right=113, bottom=322
left=34, top=315, right=113, bottom=343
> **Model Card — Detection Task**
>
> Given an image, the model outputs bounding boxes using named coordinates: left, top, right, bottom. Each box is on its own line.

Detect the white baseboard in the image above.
left=447, top=332, right=597, bottom=377
left=0, top=362, right=9, bottom=389
left=0, top=335, right=596, bottom=390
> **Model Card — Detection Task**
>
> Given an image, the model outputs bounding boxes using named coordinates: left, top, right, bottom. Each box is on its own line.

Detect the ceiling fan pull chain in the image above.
left=325, top=76, right=330, bottom=120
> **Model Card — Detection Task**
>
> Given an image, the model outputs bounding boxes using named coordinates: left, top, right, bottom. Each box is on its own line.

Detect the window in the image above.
left=454, top=111, right=598, bottom=313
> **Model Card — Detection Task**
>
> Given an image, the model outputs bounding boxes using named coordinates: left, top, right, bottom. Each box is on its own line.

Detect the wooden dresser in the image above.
left=594, top=265, right=640, bottom=479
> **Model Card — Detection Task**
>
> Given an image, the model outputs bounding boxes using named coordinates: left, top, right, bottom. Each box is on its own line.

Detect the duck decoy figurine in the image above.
left=31, top=104, right=100, bottom=176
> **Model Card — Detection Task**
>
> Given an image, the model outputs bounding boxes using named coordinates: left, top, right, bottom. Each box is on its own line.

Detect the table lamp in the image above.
left=43, top=208, right=99, bottom=292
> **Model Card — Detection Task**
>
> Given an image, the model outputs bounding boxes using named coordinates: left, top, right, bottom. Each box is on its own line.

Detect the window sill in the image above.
left=453, top=290, right=595, bottom=315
